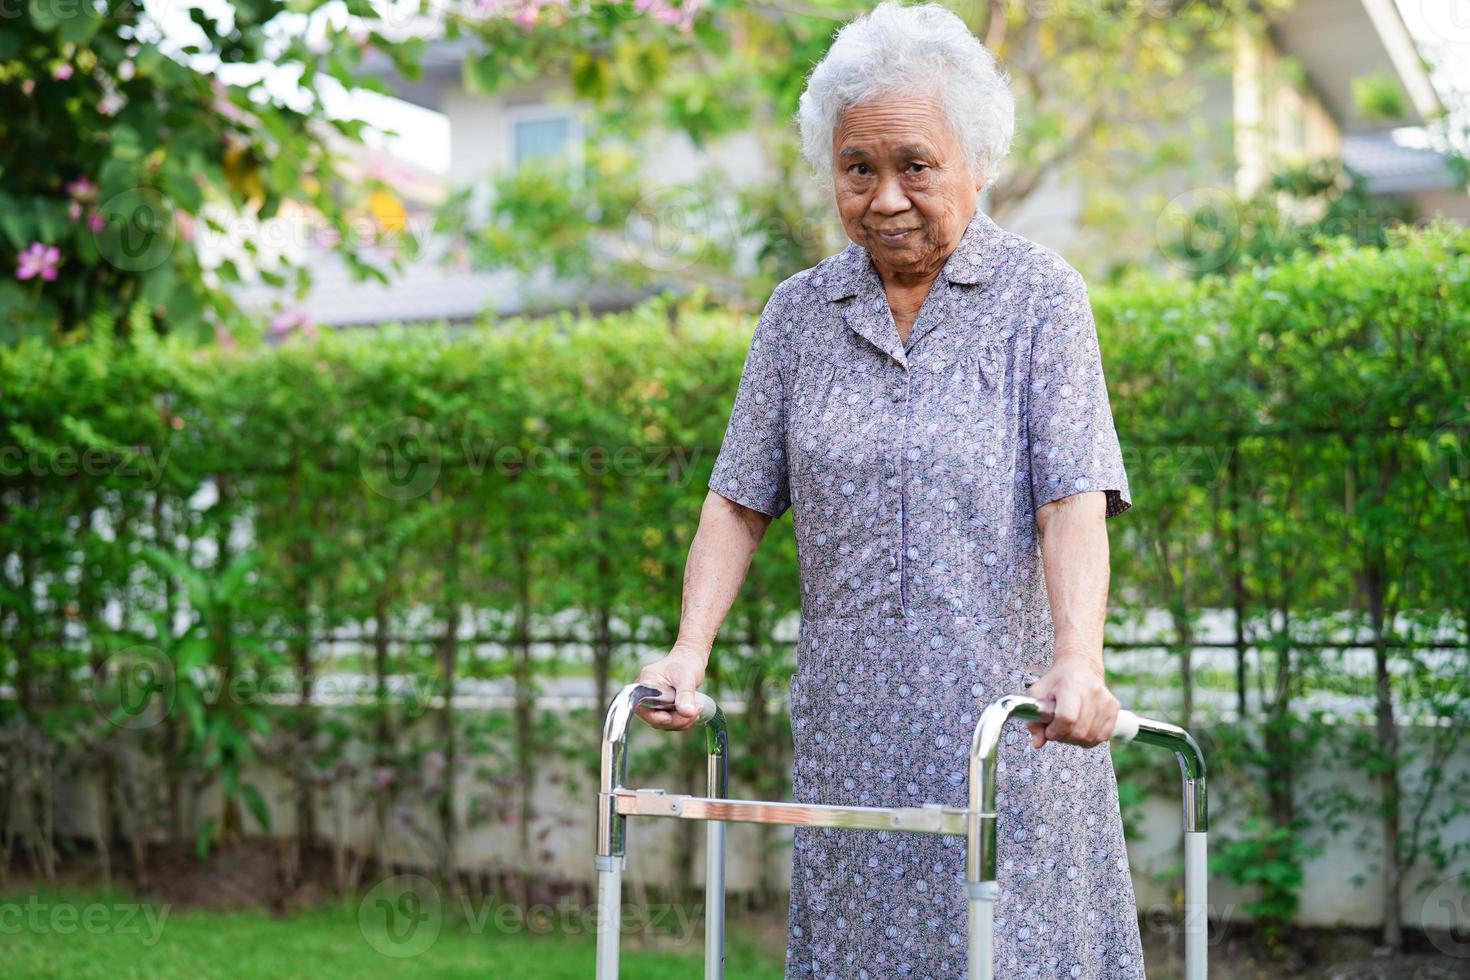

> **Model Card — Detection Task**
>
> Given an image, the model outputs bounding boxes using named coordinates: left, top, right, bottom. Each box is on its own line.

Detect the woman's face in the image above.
left=831, top=95, right=983, bottom=281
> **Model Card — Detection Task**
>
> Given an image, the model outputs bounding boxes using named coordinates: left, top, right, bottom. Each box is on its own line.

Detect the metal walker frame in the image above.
left=596, top=682, right=1208, bottom=980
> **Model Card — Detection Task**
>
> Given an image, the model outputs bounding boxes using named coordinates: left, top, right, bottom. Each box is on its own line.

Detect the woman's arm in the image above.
left=1023, top=489, right=1123, bottom=749
left=634, top=489, right=773, bottom=731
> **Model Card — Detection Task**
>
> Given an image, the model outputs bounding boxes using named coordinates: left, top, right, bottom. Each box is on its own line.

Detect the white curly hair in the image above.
left=796, top=2, right=1015, bottom=189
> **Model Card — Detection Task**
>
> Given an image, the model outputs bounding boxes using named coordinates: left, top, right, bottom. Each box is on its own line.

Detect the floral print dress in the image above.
left=708, top=209, right=1145, bottom=980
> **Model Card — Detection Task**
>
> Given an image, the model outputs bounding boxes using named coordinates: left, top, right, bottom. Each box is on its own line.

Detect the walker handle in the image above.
left=1030, top=698, right=1142, bottom=744
left=632, top=682, right=719, bottom=723
left=1111, top=709, right=1141, bottom=744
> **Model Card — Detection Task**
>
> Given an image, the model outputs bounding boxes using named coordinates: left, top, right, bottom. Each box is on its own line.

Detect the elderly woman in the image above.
left=635, top=3, right=1144, bottom=977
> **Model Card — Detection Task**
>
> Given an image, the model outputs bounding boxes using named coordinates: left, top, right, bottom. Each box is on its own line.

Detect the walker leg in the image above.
left=1183, top=831, right=1208, bottom=980
left=967, top=881, right=998, bottom=980
left=703, top=706, right=730, bottom=978
left=596, top=855, right=623, bottom=980
left=705, top=820, right=725, bottom=978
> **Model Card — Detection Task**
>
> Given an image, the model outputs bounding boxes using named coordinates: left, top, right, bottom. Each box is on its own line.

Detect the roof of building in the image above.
left=1343, top=131, right=1464, bottom=194
left=1269, top=0, right=1442, bottom=131
left=230, top=233, right=653, bottom=328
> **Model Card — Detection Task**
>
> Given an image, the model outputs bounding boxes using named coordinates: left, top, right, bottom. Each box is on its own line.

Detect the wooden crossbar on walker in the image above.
left=595, top=682, right=1209, bottom=980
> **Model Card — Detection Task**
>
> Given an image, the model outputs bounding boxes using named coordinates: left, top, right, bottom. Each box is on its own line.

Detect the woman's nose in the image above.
left=869, top=176, right=912, bottom=215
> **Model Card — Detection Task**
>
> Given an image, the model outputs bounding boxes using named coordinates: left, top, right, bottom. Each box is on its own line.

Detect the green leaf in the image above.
left=27, top=0, right=60, bottom=30
left=462, top=54, right=501, bottom=96
left=0, top=207, right=33, bottom=249
left=241, top=782, right=272, bottom=832
left=58, top=8, right=103, bottom=44
left=180, top=688, right=207, bottom=742
left=141, top=263, right=178, bottom=309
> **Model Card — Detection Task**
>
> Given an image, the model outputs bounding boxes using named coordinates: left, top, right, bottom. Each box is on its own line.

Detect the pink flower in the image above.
left=66, top=177, right=98, bottom=200
left=21, top=79, right=34, bottom=96
left=632, top=0, right=696, bottom=28
left=52, top=63, right=73, bottom=81
left=214, top=325, right=238, bottom=350
left=16, top=243, right=61, bottom=281
left=269, top=308, right=316, bottom=340
left=87, top=210, right=105, bottom=232
left=69, top=201, right=82, bottom=221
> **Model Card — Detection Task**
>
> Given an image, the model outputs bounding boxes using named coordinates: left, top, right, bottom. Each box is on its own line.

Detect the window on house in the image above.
left=513, top=113, right=573, bottom=166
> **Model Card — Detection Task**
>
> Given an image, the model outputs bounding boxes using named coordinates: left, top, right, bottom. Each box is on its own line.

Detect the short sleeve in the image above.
left=1026, top=266, right=1133, bottom=519
left=708, top=288, right=791, bottom=518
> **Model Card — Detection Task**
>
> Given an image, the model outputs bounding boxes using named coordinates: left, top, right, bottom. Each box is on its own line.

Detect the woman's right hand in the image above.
left=633, top=644, right=709, bottom=732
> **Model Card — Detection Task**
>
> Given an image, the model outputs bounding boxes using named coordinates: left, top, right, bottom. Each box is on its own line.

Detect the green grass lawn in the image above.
left=1, top=891, right=785, bottom=979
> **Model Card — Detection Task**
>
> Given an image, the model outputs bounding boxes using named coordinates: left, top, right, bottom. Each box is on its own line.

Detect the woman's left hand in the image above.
left=1024, top=652, right=1121, bottom=749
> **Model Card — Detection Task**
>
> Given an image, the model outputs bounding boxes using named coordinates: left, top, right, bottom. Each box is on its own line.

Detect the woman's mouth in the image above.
left=875, top=227, right=920, bottom=245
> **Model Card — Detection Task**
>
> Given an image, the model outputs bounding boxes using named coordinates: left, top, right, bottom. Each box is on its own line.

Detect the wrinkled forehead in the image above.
left=832, top=95, right=962, bottom=160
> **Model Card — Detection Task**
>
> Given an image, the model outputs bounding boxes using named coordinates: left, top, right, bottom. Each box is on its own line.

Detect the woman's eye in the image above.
left=907, top=162, right=928, bottom=174
left=850, top=163, right=871, bottom=176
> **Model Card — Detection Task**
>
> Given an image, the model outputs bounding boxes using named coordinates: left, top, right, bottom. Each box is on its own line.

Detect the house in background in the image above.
left=1005, top=0, right=1466, bottom=263
left=232, top=34, right=777, bottom=329
left=233, top=0, right=1468, bottom=328
left=230, top=113, right=657, bottom=330
left=1233, top=0, right=1465, bottom=217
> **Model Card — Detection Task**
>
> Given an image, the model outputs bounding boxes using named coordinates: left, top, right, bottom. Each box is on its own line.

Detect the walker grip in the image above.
left=1111, top=709, right=1141, bottom=744
left=1026, top=699, right=1141, bottom=743
left=632, top=683, right=719, bottom=722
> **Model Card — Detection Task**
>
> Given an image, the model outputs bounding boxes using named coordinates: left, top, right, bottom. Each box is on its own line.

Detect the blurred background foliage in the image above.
left=4, top=0, right=1322, bottom=344
left=3, top=0, right=1470, bottom=965
left=0, top=0, right=436, bottom=343
left=3, top=227, right=1469, bottom=949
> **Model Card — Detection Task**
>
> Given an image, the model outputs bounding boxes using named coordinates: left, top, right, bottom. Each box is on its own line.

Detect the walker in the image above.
left=595, top=682, right=1208, bottom=980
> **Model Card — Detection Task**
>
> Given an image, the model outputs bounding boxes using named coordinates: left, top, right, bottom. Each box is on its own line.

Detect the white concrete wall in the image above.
left=42, top=704, right=1469, bottom=932
left=1124, top=721, right=1470, bottom=931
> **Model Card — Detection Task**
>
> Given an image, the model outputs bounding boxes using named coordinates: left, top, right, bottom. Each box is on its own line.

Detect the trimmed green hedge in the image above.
left=2, top=227, right=1469, bottom=933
